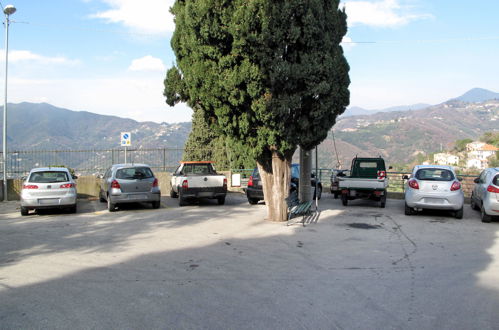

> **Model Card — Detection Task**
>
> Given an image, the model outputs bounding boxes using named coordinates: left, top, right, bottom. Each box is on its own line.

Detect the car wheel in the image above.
left=470, top=194, right=479, bottom=211
left=69, top=204, right=77, bottom=214
left=170, top=188, right=178, bottom=198
left=151, top=201, right=160, bottom=209
left=179, top=191, right=187, bottom=207
left=380, top=195, right=386, bottom=208
left=333, top=193, right=339, bottom=199
left=481, top=204, right=491, bottom=223
left=248, top=198, right=259, bottom=205
left=341, top=194, right=348, bottom=206
left=107, top=196, right=116, bottom=212
left=99, top=190, right=106, bottom=203
left=218, top=196, right=226, bottom=205
left=20, top=206, right=29, bottom=216
left=404, top=203, right=414, bottom=216
left=454, top=207, right=463, bottom=219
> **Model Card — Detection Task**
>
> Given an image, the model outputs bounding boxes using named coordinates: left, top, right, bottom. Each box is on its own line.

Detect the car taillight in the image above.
left=248, top=176, right=254, bottom=187
left=152, top=178, right=159, bottom=187
left=377, top=170, right=386, bottom=180
left=60, top=183, right=75, bottom=189
left=111, top=180, right=121, bottom=189
left=223, top=178, right=227, bottom=188
left=487, top=185, right=499, bottom=193
left=450, top=181, right=461, bottom=191
left=408, top=179, right=419, bottom=190
left=182, top=180, right=188, bottom=189
left=23, top=184, right=38, bottom=189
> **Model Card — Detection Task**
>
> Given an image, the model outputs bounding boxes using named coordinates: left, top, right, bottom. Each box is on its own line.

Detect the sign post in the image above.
left=121, top=132, right=131, bottom=164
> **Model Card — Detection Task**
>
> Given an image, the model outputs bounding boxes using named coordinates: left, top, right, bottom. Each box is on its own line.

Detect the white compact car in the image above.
left=404, top=165, right=464, bottom=219
left=470, top=167, right=499, bottom=223
left=20, top=167, right=77, bottom=216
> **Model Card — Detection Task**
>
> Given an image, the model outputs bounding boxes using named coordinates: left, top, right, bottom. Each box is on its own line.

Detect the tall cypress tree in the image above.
left=165, top=0, right=349, bottom=221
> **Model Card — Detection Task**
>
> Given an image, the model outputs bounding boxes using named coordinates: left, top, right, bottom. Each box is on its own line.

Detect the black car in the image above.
left=245, top=163, right=322, bottom=205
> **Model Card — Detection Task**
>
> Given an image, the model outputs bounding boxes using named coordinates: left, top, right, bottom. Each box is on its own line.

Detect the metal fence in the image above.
left=0, top=148, right=186, bottom=179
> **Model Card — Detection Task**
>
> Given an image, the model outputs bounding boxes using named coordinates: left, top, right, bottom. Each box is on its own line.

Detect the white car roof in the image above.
left=413, top=165, right=455, bottom=172
left=29, top=167, right=70, bottom=173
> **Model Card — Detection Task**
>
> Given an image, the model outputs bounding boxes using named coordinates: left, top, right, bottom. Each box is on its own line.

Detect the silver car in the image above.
left=471, top=167, right=499, bottom=223
left=99, top=164, right=161, bottom=212
left=404, top=165, right=464, bottom=219
left=20, top=167, right=77, bottom=216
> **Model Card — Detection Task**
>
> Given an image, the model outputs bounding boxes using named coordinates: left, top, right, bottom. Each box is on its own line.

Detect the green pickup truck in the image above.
left=338, top=157, right=390, bottom=208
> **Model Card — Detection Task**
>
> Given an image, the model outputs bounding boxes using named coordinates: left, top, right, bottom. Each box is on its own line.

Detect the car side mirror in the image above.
left=457, top=177, right=463, bottom=182
left=402, top=175, right=409, bottom=180
left=389, top=166, right=393, bottom=170
left=96, top=174, right=103, bottom=179
left=21, top=176, right=27, bottom=181
left=72, top=175, right=78, bottom=180
left=473, top=177, right=479, bottom=184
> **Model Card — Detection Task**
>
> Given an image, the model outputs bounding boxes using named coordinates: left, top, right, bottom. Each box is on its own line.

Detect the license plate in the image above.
left=198, top=192, right=213, bottom=197
left=39, top=198, right=59, bottom=205
left=129, top=194, right=147, bottom=200
left=425, top=198, right=443, bottom=204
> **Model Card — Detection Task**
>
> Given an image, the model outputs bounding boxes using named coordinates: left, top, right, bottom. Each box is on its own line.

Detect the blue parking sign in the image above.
left=121, top=132, right=132, bottom=146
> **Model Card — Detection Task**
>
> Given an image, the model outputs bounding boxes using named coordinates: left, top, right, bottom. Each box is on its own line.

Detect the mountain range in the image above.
left=1, top=88, right=498, bottom=169
left=341, top=87, right=499, bottom=117
left=0, top=103, right=191, bottom=150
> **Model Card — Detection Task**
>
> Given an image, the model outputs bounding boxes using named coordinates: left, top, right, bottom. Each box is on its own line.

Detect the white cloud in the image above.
left=341, top=36, right=355, bottom=51
left=129, top=55, right=166, bottom=72
left=342, top=0, right=431, bottom=27
left=1, top=50, right=79, bottom=65
left=91, top=0, right=175, bottom=34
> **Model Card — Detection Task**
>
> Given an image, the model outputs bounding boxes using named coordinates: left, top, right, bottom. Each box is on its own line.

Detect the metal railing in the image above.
left=0, top=148, right=187, bottom=179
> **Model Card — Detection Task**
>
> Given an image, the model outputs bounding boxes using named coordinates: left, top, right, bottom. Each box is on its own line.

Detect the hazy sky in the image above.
left=2, top=0, right=499, bottom=123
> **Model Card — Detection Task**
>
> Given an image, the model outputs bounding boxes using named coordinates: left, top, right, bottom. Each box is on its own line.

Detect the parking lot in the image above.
left=1, top=193, right=499, bottom=329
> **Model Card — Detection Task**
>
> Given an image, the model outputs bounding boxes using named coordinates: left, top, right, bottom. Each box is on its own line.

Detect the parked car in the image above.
left=404, top=165, right=464, bottom=219
left=470, top=167, right=499, bottom=223
left=99, top=164, right=161, bottom=212
left=170, top=161, right=227, bottom=206
left=339, top=157, right=390, bottom=208
left=330, top=169, right=349, bottom=199
left=20, top=167, right=77, bottom=216
left=245, top=163, right=322, bottom=205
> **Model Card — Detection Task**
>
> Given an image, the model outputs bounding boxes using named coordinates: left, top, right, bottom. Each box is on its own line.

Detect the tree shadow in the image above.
left=1, top=196, right=499, bottom=329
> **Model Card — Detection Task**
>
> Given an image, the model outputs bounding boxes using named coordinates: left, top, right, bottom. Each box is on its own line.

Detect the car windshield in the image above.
left=415, top=168, right=454, bottom=181
left=116, top=167, right=154, bottom=180
left=29, top=171, right=69, bottom=183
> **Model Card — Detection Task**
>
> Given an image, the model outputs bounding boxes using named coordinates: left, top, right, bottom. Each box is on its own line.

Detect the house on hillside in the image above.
left=465, top=142, right=498, bottom=169
left=434, top=153, right=459, bottom=166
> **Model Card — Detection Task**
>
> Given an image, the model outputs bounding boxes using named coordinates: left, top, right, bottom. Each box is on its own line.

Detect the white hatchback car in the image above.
left=404, top=165, right=464, bottom=219
left=20, top=167, right=77, bottom=216
left=471, top=167, right=499, bottom=223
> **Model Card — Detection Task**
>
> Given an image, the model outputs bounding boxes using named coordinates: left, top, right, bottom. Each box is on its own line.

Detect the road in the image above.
left=1, top=194, right=498, bottom=329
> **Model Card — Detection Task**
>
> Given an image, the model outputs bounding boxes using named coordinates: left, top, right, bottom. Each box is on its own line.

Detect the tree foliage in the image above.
left=164, top=0, right=350, bottom=220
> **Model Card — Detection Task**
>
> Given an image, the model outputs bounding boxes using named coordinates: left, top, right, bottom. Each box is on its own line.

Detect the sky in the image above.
left=1, top=0, right=499, bottom=123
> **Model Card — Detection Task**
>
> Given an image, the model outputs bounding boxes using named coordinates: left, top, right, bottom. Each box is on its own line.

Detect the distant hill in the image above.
left=323, top=100, right=499, bottom=169
left=342, top=103, right=431, bottom=117
left=0, top=102, right=191, bottom=150
left=450, top=88, right=499, bottom=103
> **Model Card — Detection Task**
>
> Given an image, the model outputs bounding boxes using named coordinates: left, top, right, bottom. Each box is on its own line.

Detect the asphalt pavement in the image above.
left=1, top=193, right=498, bottom=329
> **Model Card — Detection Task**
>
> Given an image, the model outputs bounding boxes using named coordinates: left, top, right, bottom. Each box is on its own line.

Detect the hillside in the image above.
left=0, top=103, right=191, bottom=150
left=323, top=100, right=499, bottom=168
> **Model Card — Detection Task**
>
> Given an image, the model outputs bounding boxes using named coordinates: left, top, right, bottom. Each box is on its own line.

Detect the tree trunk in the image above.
left=257, top=150, right=292, bottom=222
